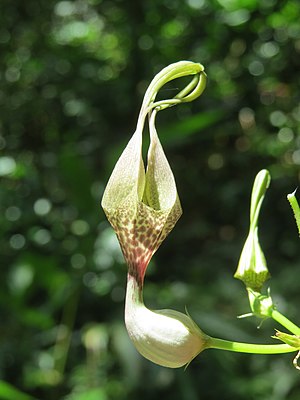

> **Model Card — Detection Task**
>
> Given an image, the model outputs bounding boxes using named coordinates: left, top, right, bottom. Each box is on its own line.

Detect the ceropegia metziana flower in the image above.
left=101, top=61, right=209, bottom=368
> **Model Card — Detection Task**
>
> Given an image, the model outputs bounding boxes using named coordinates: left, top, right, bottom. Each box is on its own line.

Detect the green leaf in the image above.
left=0, top=381, right=37, bottom=400
left=65, top=388, right=107, bottom=400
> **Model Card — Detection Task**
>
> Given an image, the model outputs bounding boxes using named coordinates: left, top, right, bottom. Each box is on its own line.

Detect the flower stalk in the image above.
left=269, top=309, right=300, bottom=337
left=208, top=337, right=297, bottom=355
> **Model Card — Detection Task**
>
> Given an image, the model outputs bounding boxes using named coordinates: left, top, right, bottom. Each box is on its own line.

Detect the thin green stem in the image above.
left=249, top=169, right=271, bottom=230
left=287, top=190, right=300, bottom=236
left=208, top=337, right=297, bottom=354
left=271, top=309, right=300, bottom=336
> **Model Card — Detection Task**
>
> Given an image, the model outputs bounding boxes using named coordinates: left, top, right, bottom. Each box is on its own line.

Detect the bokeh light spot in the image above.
left=248, top=60, right=264, bottom=76
left=292, top=150, right=300, bottom=165
left=277, top=127, right=294, bottom=143
left=239, top=107, right=255, bottom=130
left=54, top=1, right=75, bottom=17
left=138, top=35, right=154, bottom=50
left=71, top=220, right=90, bottom=236
left=10, top=234, right=26, bottom=250
left=34, top=198, right=52, bottom=216
left=260, top=41, right=279, bottom=58
left=8, top=263, right=34, bottom=293
left=186, top=0, right=206, bottom=9
left=32, top=228, right=51, bottom=246
left=270, top=110, right=287, bottom=127
left=71, top=253, right=86, bottom=269
left=0, top=156, right=16, bottom=176
left=207, top=153, right=224, bottom=170
left=5, top=206, right=22, bottom=222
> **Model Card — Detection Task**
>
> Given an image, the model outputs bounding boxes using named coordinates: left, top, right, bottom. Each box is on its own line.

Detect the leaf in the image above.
left=0, top=381, right=37, bottom=400
left=65, top=388, right=107, bottom=400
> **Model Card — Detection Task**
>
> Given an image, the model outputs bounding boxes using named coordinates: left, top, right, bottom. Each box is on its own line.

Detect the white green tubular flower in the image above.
left=102, top=61, right=209, bottom=368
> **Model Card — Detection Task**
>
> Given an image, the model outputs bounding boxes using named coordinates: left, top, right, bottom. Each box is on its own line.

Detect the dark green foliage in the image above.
left=0, top=0, right=299, bottom=398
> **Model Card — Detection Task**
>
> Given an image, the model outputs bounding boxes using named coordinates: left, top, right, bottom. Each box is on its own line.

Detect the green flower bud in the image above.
left=246, top=288, right=274, bottom=319
left=235, top=228, right=269, bottom=291
left=234, top=170, right=271, bottom=291
left=125, top=275, right=209, bottom=368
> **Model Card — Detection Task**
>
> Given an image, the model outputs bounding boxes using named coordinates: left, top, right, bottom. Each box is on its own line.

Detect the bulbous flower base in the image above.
left=125, top=275, right=209, bottom=368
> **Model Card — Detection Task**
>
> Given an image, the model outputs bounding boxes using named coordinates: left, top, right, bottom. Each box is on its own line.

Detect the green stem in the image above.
left=208, top=337, right=297, bottom=354
left=249, top=169, right=271, bottom=230
left=271, top=309, right=300, bottom=336
left=287, top=190, right=300, bottom=236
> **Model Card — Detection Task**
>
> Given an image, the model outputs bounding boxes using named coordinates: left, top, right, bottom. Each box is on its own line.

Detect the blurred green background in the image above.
left=1, top=0, right=300, bottom=399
